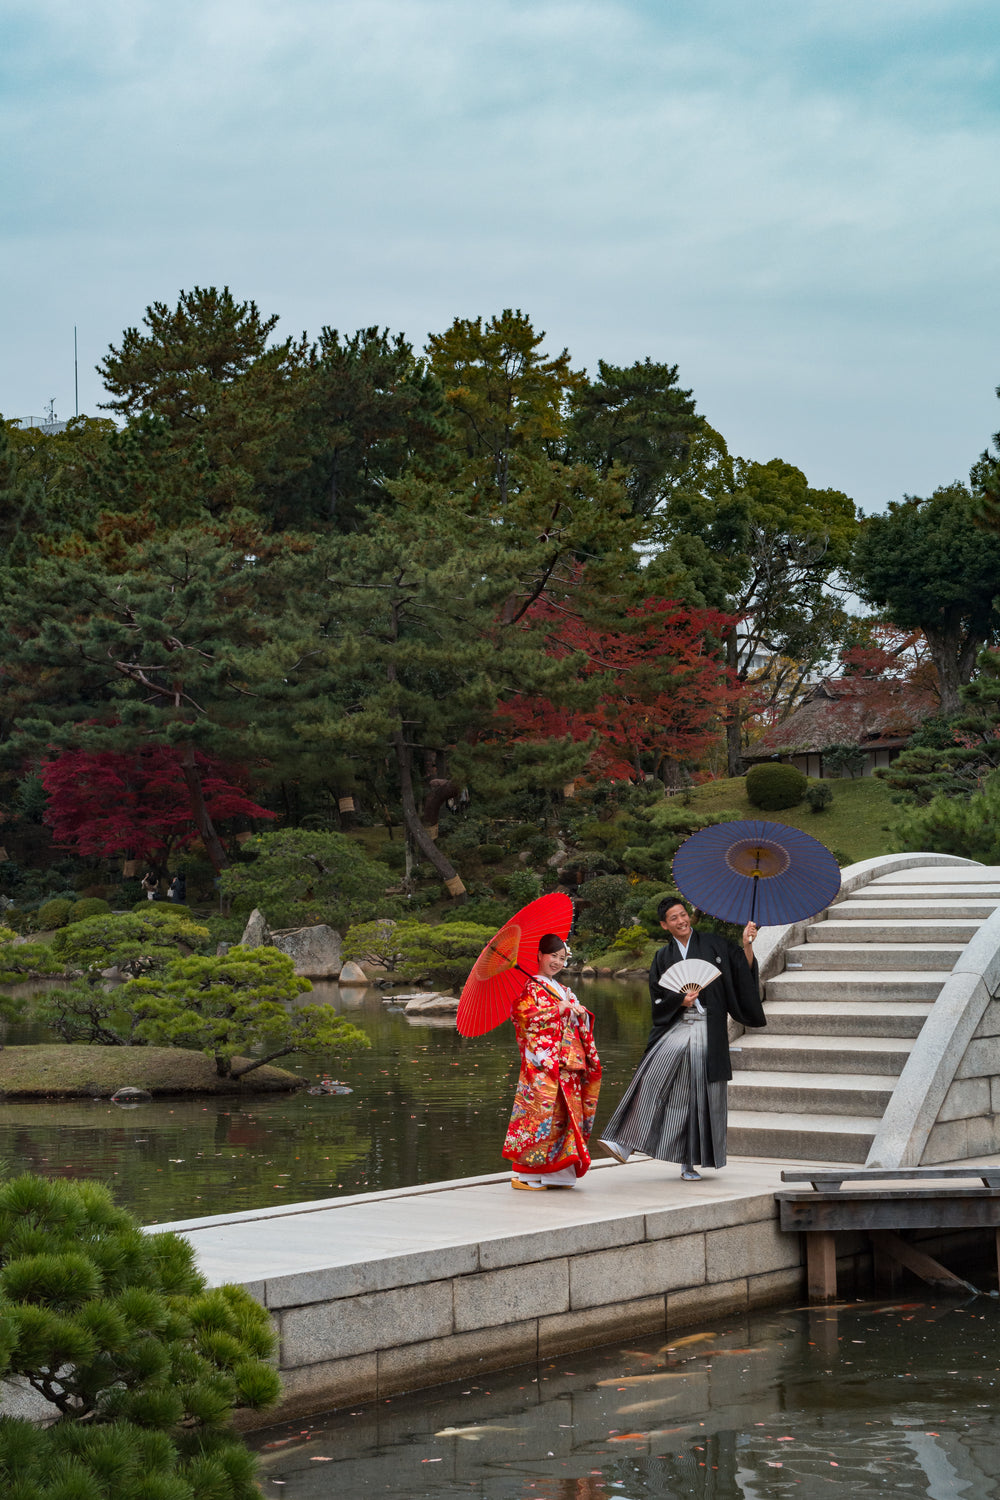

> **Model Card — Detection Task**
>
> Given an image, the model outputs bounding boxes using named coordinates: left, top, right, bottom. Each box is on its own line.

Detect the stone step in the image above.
left=843, top=888, right=1000, bottom=903
left=786, top=941, right=962, bottom=971
left=864, top=872, right=1000, bottom=887
left=761, top=1000, right=933, bottom=1037
left=808, top=919, right=980, bottom=943
left=827, top=900, right=997, bottom=919
left=765, top=971, right=949, bottom=1003
left=728, top=1110, right=875, bottom=1163
left=731, top=1032, right=914, bottom=1075
left=727, top=1069, right=896, bottom=1116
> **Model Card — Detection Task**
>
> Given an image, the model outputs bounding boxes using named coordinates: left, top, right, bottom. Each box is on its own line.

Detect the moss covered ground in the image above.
left=0, top=1044, right=301, bottom=1098
left=680, top=773, right=900, bottom=864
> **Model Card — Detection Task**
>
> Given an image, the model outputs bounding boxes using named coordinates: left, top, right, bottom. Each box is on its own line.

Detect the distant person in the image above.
left=168, top=871, right=186, bottom=904
left=599, top=897, right=764, bottom=1181
left=140, top=870, right=158, bottom=901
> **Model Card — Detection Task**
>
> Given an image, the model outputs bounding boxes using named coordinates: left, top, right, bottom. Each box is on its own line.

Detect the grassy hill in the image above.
left=680, top=774, right=901, bottom=865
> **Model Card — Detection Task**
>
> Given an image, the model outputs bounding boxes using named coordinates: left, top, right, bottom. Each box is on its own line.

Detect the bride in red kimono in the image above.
left=502, top=934, right=602, bottom=1190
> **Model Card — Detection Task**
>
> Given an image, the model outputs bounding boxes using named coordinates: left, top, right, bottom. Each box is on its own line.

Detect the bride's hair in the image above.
left=538, top=933, right=566, bottom=955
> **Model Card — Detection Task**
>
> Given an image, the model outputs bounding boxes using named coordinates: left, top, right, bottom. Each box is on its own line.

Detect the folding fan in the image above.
left=658, top=958, right=721, bottom=994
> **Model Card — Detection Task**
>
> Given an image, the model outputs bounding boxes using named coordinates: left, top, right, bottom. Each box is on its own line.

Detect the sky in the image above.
left=2, top=0, right=998, bottom=514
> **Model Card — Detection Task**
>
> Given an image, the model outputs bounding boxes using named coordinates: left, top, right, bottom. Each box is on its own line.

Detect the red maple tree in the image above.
left=40, top=746, right=274, bottom=867
left=495, top=593, right=738, bottom=781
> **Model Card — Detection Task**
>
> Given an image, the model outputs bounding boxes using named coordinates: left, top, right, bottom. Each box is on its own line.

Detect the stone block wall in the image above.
left=241, top=1193, right=810, bottom=1422
left=923, top=996, right=1000, bottom=1164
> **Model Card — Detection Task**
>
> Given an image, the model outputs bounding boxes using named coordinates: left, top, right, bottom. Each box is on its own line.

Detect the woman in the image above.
left=502, top=934, right=602, bottom=1190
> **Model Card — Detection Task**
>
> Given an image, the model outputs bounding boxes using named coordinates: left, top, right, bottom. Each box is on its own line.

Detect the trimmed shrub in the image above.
left=505, top=868, right=543, bottom=906
left=805, top=782, right=834, bottom=813
left=477, top=843, right=504, bottom=864
left=745, top=763, right=807, bottom=811
left=37, top=897, right=74, bottom=929
left=68, top=896, right=112, bottom=923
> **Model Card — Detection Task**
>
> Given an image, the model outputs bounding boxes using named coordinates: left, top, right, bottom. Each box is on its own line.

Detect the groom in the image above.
left=647, top=897, right=764, bottom=1067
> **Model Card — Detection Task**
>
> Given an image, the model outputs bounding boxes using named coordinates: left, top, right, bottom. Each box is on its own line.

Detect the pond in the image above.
left=0, top=978, right=649, bottom=1224
left=249, top=1294, right=1000, bottom=1498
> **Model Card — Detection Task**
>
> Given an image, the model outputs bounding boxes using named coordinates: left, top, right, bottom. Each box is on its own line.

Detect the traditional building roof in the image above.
left=748, top=675, right=939, bottom=759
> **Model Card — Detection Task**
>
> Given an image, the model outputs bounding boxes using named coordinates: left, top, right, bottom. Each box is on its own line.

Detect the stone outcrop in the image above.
left=400, top=992, right=458, bottom=1014
left=338, top=960, right=369, bottom=985
left=271, top=925, right=343, bottom=979
left=239, top=909, right=344, bottom=978
left=240, top=908, right=272, bottom=949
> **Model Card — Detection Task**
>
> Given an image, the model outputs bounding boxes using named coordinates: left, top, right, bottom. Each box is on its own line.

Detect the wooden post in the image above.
left=806, top=1231, right=838, bottom=1302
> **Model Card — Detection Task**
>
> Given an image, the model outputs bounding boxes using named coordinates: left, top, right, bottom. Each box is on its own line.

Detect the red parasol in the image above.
left=457, top=892, right=574, bottom=1037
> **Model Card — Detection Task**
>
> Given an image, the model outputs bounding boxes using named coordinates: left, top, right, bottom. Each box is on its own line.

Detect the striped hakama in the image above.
left=602, top=1010, right=726, bottom=1169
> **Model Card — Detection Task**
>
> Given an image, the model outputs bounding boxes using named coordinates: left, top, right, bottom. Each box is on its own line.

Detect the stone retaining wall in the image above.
left=246, top=1192, right=808, bottom=1421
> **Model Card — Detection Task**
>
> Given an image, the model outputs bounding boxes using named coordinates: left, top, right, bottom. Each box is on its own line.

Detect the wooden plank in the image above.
left=776, top=1186, right=1000, bottom=1204
left=806, top=1231, right=838, bottom=1302
left=778, top=1196, right=1000, bottom=1233
left=870, top=1230, right=977, bottom=1293
left=781, top=1167, right=1000, bottom=1187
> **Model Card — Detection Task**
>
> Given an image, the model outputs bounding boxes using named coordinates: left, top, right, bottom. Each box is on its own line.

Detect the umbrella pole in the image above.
left=750, top=873, right=759, bottom=925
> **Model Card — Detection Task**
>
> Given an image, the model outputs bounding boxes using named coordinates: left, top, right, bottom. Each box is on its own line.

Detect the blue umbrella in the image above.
left=672, top=819, right=842, bottom=927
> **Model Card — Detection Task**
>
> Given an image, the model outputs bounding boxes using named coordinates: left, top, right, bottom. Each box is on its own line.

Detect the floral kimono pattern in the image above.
left=502, top=978, right=602, bottom=1178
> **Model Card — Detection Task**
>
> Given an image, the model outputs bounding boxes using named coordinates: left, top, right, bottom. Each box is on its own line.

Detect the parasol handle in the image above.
left=750, top=873, right=759, bottom=925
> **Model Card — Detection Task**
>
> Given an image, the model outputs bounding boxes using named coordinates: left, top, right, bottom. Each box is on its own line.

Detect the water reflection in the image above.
left=251, top=1297, right=1000, bottom=1498
left=0, top=978, right=648, bottom=1223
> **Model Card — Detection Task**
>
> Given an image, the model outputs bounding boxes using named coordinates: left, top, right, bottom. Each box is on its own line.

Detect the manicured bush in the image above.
left=505, top=868, right=542, bottom=906
left=36, top=897, right=74, bottom=929
left=745, top=762, right=807, bottom=811
left=68, top=895, right=112, bottom=923
left=477, top=842, right=504, bottom=864
left=0, top=1173, right=278, bottom=1498
left=805, top=782, right=834, bottom=813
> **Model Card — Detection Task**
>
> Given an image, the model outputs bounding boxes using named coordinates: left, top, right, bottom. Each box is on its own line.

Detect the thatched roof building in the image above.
left=746, top=675, right=938, bottom=779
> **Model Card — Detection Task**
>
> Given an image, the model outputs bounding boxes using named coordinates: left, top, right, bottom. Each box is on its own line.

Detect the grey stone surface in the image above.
left=453, top=1258, right=569, bottom=1331
left=537, top=1295, right=665, bottom=1357
left=992, top=1076, right=1000, bottom=1114
left=866, top=969, right=991, bottom=1168
left=974, top=1000, right=1000, bottom=1038
left=939, top=1076, right=991, bottom=1121
left=957, top=1035, right=1000, bottom=1077
left=240, top=908, right=272, bottom=948
left=477, top=1214, right=646, bottom=1270
left=377, top=1319, right=538, bottom=1396
left=705, top=1219, right=801, bottom=1282
left=280, top=1280, right=454, bottom=1364
left=338, top=960, right=368, bottom=983
left=748, top=1266, right=805, bottom=1307
left=271, top=923, right=343, bottom=977
left=569, top=1233, right=706, bottom=1310
left=265, top=1241, right=480, bottom=1307
left=270, top=1353, right=378, bottom=1420
left=666, top=1276, right=748, bottom=1327
left=644, top=1192, right=777, bottom=1239
left=403, top=992, right=458, bottom=1013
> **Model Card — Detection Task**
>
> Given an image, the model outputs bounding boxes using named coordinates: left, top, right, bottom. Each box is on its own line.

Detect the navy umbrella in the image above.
left=672, top=819, right=842, bottom=927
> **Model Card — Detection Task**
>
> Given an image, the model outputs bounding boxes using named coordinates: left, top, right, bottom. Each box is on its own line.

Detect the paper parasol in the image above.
left=457, top=892, right=573, bottom=1037
left=672, top=818, right=841, bottom=926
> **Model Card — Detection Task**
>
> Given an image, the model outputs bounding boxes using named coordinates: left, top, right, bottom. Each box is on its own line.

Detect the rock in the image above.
left=338, top=959, right=369, bottom=984
left=271, top=924, right=344, bottom=978
left=111, top=1086, right=152, bottom=1105
left=614, top=966, right=647, bottom=980
left=240, top=908, right=272, bottom=949
left=215, top=942, right=231, bottom=957
left=402, top=992, right=459, bottom=1014
left=580, top=965, right=597, bottom=979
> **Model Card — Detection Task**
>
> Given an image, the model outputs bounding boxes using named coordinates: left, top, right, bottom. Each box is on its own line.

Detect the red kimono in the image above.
left=502, top=977, right=602, bottom=1178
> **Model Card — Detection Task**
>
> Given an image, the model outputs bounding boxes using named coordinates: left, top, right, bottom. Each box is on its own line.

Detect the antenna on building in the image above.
left=74, top=326, right=79, bottom=417
left=45, top=398, right=57, bottom=425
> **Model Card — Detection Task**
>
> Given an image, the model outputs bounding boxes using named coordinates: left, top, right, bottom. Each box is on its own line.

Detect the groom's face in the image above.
left=660, top=903, right=692, bottom=942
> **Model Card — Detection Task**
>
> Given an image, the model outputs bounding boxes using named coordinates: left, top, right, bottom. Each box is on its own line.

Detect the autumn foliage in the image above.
left=40, top=746, right=274, bottom=864
left=495, top=591, right=738, bottom=780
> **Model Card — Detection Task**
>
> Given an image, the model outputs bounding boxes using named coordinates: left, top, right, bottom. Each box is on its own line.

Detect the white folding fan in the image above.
left=658, top=958, right=721, bottom=994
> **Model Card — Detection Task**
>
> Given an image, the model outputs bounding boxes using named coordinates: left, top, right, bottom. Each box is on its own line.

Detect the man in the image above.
left=599, top=897, right=765, bottom=1180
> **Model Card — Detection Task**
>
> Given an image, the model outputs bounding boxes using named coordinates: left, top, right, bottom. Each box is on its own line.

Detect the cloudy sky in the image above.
left=2, top=0, right=997, bottom=512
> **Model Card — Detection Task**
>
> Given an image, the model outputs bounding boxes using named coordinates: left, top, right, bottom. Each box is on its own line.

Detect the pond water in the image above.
left=250, top=1295, right=1000, bottom=1499
left=0, top=979, right=649, bottom=1224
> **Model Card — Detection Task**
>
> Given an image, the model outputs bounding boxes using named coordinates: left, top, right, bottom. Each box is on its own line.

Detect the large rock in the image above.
left=271, top=924, right=343, bottom=979
left=240, top=908, right=272, bottom=949
left=338, top=960, right=369, bottom=985
left=402, top=992, right=458, bottom=1014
